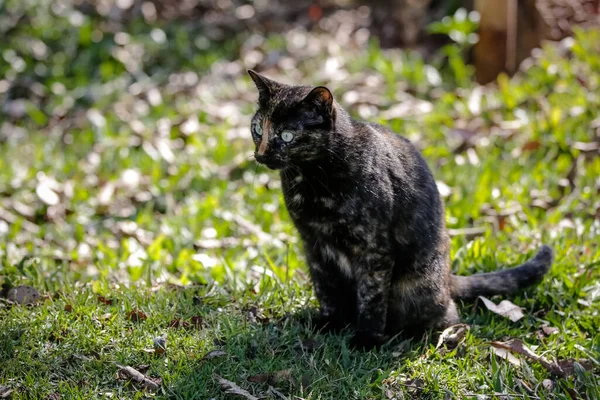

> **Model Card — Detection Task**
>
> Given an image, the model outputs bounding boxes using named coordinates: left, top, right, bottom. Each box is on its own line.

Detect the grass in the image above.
left=1, top=1, right=599, bottom=399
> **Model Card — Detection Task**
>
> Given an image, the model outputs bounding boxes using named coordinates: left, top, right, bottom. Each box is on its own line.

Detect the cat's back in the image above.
left=351, top=120, right=431, bottom=179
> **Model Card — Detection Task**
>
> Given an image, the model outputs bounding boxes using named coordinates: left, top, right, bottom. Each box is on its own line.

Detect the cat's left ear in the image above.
left=302, top=87, right=334, bottom=114
left=248, top=69, right=278, bottom=105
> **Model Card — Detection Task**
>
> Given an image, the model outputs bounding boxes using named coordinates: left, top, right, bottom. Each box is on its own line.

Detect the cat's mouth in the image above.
left=255, top=154, right=285, bottom=170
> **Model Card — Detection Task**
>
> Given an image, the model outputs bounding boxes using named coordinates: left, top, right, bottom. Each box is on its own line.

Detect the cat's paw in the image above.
left=349, top=332, right=387, bottom=351
left=311, top=315, right=346, bottom=334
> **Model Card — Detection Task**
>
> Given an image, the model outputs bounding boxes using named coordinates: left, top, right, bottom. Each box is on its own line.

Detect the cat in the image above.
left=246, top=70, right=553, bottom=350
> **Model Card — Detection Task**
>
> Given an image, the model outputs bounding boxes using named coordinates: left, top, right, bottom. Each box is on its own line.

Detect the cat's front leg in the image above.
left=308, top=259, right=356, bottom=333
left=351, top=266, right=392, bottom=350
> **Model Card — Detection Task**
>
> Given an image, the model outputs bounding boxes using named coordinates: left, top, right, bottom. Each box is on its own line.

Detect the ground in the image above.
left=0, top=2, right=599, bottom=399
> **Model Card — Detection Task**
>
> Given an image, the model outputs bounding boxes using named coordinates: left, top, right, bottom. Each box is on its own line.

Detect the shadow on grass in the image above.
left=166, top=304, right=433, bottom=400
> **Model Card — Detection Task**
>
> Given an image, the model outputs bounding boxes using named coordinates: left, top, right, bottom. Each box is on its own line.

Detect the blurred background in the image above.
left=1, top=0, right=599, bottom=289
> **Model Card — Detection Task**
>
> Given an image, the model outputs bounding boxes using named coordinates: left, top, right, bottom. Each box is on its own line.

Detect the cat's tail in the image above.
left=450, top=245, right=553, bottom=300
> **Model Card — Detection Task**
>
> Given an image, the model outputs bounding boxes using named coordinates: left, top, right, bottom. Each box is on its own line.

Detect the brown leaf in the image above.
left=168, top=319, right=190, bottom=329
left=247, top=369, right=292, bottom=386
left=556, top=359, right=594, bottom=376
left=153, top=334, right=167, bottom=354
left=97, top=295, right=113, bottom=305
left=542, top=379, right=554, bottom=391
left=6, top=285, right=40, bottom=305
left=0, top=385, right=14, bottom=399
left=491, top=346, right=522, bottom=367
left=202, top=349, right=227, bottom=360
left=541, top=325, right=559, bottom=336
left=190, top=315, right=203, bottom=329
left=490, top=339, right=567, bottom=376
left=117, top=365, right=160, bottom=390
left=435, top=324, right=469, bottom=352
left=522, top=140, right=541, bottom=151
left=127, top=309, right=147, bottom=323
left=64, top=304, right=73, bottom=312
left=479, top=296, right=524, bottom=322
left=215, top=375, right=259, bottom=400
left=267, top=386, right=289, bottom=400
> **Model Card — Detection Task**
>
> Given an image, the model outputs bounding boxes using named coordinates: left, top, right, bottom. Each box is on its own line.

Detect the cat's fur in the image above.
left=247, top=70, right=553, bottom=350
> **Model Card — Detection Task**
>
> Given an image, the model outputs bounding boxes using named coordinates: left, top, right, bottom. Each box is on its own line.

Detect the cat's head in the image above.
left=247, top=70, right=337, bottom=170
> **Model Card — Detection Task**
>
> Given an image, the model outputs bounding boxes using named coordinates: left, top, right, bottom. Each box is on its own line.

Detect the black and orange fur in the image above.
left=247, top=70, right=553, bottom=350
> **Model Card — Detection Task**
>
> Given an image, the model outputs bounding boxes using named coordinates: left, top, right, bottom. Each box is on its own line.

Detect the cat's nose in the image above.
left=254, top=153, right=268, bottom=164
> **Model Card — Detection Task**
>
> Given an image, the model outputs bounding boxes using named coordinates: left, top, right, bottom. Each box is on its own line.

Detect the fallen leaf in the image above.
left=0, top=385, right=14, bottom=399
left=36, top=180, right=60, bottom=206
left=542, top=379, right=554, bottom=391
left=490, top=339, right=567, bottom=376
left=522, top=140, right=541, bottom=151
left=6, top=285, right=40, bottom=305
left=267, top=386, right=289, bottom=400
left=479, top=296, right=524, bottom=322
left=556, top=359, right=594, bottom=376
left=435, top=324, right=469, bottom=352
left=541, top=325, right=559, bottom=336
left=215, top=375, right=259, bottom=400
left=97, top=295, right=113, bottom=305
left=168, top=319, right=190, bottom=329
left=117, top=365, right=160, bottom=390
left=127, top=309, right=147, bottom=322
left=202, top=349, right=227, bottom=360
left=153, top=334, right=167, bottom=354
left=64, top=304, right=73, bottom=312
left=491, top=346, right=522, bottom=367
left=247, top=369, right=292, bottom=386
left=190, top=315, right=203, bottom=328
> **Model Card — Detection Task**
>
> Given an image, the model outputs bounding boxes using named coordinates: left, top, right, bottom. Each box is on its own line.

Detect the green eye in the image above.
left=281, top=131, right=294, bottom=142
left=252, top=122, right=262, bottom=136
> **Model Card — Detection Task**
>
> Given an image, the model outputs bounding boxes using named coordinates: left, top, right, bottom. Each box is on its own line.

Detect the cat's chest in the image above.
left=281, top=172, right=383, bottom=243
left=281, top=174, right=355, bottom=222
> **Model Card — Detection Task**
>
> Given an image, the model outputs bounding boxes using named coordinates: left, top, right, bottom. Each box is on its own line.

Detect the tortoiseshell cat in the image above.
left=247, top=70, right=553, bottom=350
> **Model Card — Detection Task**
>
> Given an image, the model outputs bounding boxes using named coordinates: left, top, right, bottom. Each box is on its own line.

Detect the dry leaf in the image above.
left=0, top=385, right=14, bottom=399
left=479, top=296, right=524, bottom=322
left=117, top=365, right=160, bottom=390
left=522, top=140, right=541, bottom=151
left=6, top=285, right=40, bottom=305
left=541, top=325, right=559, bottom=336
left=36, top=181, right=60, bottom=206
left=153, top=334, right=167, bottom=354
left=542, top=379, right=554, bottom=391
left=435, top=324, right=469, bottom=351
left=190, top=315, right=203, bottom=328
left=64, top=304, right=73, bottom=312
left=97, top=295, right=113, bottom=305
left=127, top=309, right=147, bottom=322
left=267, top=386, right=289, bottom=400
left=556, top=359, right=594, bottom=376
left=168, top=319, right=190, bottom=329
left=202, top=349, right=227, bottom=360
left=491, top=346, right=522, bottom=367
left=490, top=339, right=567, bottom=376
left=215, top=375, right=259, bottom=400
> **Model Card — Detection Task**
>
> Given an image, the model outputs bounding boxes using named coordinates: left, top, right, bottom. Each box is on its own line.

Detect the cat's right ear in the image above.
left=247, top=70, right=275, bottom=105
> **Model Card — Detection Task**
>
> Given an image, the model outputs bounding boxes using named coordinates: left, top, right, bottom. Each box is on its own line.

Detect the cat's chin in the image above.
left=259, top=161, right=285, bottom=170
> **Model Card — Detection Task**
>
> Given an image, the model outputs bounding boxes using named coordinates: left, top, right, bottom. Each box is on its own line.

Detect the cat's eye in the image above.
left=252, top=122, right=262, bottom=136
left=281, top=131, right=294, bottom=143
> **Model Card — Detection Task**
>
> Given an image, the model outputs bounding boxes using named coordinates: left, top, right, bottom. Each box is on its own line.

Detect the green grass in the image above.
left=1, top=1, right=599, bottom=399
